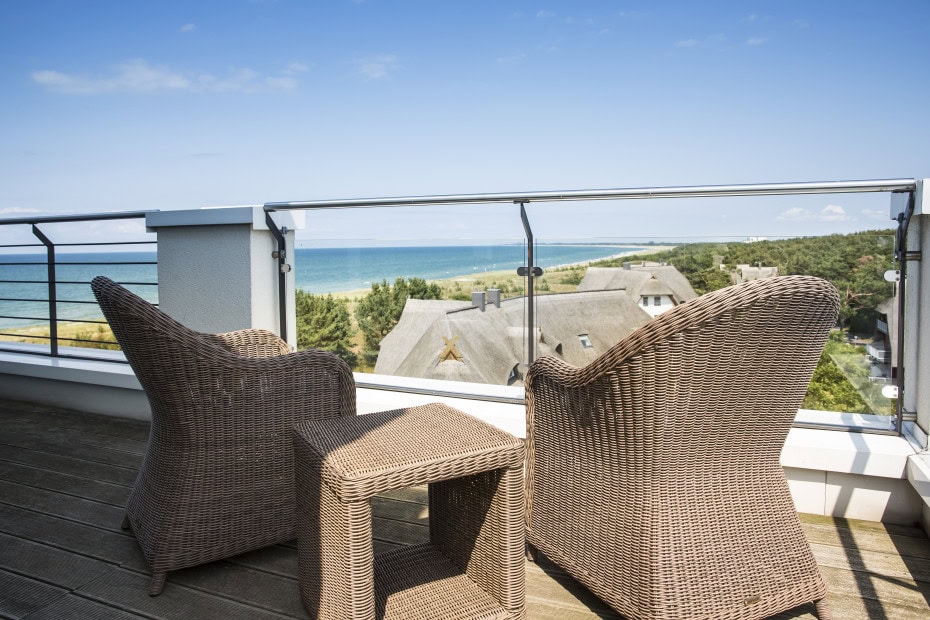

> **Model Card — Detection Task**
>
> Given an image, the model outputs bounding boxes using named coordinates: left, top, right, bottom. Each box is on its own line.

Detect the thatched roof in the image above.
left=577, top=265, right=697, bottom=304
left=375, top=290, right=651, bottom=386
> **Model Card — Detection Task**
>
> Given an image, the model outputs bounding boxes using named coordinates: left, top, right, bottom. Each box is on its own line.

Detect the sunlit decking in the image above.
left=1, top=398, right=929, bottom=620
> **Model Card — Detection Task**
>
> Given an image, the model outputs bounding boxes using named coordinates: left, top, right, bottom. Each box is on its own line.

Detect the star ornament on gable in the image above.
left=439, top=335, right=463, bottom=362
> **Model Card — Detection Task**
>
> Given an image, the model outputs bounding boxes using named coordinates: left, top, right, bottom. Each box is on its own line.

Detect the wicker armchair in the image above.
left=91, top=276, right=356, bottom=596
left=525, top=275, right=839, bottom=620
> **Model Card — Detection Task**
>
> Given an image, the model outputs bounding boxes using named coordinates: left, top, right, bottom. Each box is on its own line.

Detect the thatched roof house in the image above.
left=577, top=264, right=697, bottom=316
left=374, top=289, right=651, bottom=386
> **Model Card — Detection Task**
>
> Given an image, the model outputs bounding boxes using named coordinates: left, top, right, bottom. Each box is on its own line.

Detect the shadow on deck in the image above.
left=0, top=399, right=928, bottom=619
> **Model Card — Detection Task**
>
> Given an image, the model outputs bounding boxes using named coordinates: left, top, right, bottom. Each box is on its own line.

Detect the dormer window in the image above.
left=642, top=297, right=649, bottom=307
left=578, top=334, right=593, bottom=349
left=654, top=296, right=661, bottom=306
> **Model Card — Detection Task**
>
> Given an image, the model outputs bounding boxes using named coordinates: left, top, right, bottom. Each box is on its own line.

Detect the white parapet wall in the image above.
left=0, top=347, right=150, bottom=420
left=146, top=206, right=304, bottom=348
left=0, top=353, right=927, bottom=527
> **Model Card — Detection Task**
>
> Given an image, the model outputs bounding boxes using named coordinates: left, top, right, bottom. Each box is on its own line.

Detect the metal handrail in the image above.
left=0, top=210, right=153, bottom=225
left=0, top=211, right=157, bottom=362
left=264, top=179, right=917, bottom=211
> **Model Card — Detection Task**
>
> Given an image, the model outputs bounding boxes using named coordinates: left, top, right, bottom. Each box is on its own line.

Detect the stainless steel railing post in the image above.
left=30, top=224, right=58, bottom=357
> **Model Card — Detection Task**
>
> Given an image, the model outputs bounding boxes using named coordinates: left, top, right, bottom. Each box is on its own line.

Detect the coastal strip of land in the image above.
left=323, top=244, right=676, bottom=299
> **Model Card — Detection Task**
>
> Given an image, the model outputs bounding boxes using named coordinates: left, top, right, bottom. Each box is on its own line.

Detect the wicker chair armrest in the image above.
left=205, top=328, right=292, bottom=357
left=231, top=348, right=357, bottom=420
left=525, top=355, right=589, bottom=390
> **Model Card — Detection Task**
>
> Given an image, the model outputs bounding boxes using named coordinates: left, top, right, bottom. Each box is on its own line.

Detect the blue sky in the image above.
left=1, top=1, right=928, bottom=245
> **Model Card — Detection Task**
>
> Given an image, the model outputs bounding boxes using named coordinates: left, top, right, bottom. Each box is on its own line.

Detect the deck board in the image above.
left=1, top=398, right=928, bottom=619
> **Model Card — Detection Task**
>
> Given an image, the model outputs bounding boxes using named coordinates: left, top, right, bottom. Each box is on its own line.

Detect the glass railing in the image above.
left=293, top=235, right=530, bottom=377
left=273, top=182, right=913, bottom=434
left=562, top=233, right=899, bottom=423
left=290, top=230, right=899, bottom=424
left=0, top=179, right=914, bottom=435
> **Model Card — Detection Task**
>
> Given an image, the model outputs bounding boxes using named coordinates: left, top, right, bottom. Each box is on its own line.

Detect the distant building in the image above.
left=374, top=289, right=651, bottom=386
left=576, top=263, right=697, bottom=317
left=732, top=264, right=778, bottom=284
left=868, top=297, right=897, bottom=383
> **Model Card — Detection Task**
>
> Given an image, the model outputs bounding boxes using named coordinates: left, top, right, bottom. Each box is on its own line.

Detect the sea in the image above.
left=0, top=244, right=643, bottom=330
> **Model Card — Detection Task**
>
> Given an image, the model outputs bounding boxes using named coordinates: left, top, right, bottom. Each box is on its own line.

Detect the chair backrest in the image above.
left=527, top=275, right=840, bottom=470
left=91, top=276, right=256, bottom=408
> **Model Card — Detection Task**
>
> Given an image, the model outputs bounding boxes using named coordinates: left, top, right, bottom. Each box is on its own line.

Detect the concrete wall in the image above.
left=155, top=224, right=254, bottom=332
left=146, top=206, right=302, bottom=348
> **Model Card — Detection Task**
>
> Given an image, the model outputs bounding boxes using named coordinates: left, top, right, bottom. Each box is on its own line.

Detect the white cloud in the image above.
left=863, top=208, right=890, bottom=221
left=776, top=205, right=851, bottom=222
left=264, top=76, right=298, bottom=91
left=776, top=207, right=810, bottom=221
left=196, top=67, right=258, bottom=92
left=676, top=38, right=700, bottom=48
left=0, top=207, right=43, bottom=215
left=746, top=37, right=767, bottom=46
left=357, top=54, right=399, bottom=80
left=32, top=59, right=301, bottom=94
left=496, top=52, right=527, bottom=66
left=179, top=23, right=196, bottom=32
left=819, top=204, right=849, bottom=221
left=285, top=62, right=310, bottom=74
left=32, top=60, right=189, bottom=94
left=536, top=10, right=555, bottom=19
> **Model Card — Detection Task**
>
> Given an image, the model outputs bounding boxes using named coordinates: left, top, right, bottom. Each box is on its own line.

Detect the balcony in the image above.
left=2, top=179, right=930, bottom=618
left=2, top=397, right=929, bottom=619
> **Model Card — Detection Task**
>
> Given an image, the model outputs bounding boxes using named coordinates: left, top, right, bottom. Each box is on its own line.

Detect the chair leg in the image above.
left=525, top=542, right=539, bottom=562
left=120, top=514, right=131, bottom=531
left=149, top=571, right=167, bottom=596
left=814, top=598, right=832, bottom=619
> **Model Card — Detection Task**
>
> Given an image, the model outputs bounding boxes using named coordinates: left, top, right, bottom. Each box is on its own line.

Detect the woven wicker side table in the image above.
left=293, top=403, right=526, bottom=620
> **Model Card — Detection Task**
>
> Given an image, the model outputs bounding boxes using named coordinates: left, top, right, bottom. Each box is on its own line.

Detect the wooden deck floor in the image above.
left=1, top=398, right=929, bottom=619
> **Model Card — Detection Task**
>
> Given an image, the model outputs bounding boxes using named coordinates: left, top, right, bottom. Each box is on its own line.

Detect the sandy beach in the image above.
left=542, top=244, right=676, bottom=271
left=320, top=244, right=676, bottom=298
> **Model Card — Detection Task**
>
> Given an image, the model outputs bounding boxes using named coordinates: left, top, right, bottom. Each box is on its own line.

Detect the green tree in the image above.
left=355, top=277, right=441, bottom=365
left=593, top=229, right=895, bottom=328
left=691, top=268, right=732, bottom=295
left=295, top=290, right=356, bottom=367
left=801, top=351, right=870, bottom=412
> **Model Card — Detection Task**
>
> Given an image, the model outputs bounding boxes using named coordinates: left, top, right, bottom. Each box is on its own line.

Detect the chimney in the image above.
left=623, top=261, right=632, bottom=270
left=487, top=288, right=501, bottom=308
left=471, top=291, right=486, bottom=311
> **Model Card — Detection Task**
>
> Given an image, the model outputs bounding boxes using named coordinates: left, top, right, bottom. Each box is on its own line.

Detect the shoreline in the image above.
left=318, top=244, right=676, bottom=298
left=542, top=244, right=675, bottom=271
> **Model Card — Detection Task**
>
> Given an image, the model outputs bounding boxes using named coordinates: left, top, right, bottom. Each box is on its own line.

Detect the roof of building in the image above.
left=576, top=265, right=697, bottom=304
left=735, top=264, right=779, bottom=283
left=374, top=290, right=652, bottom=386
